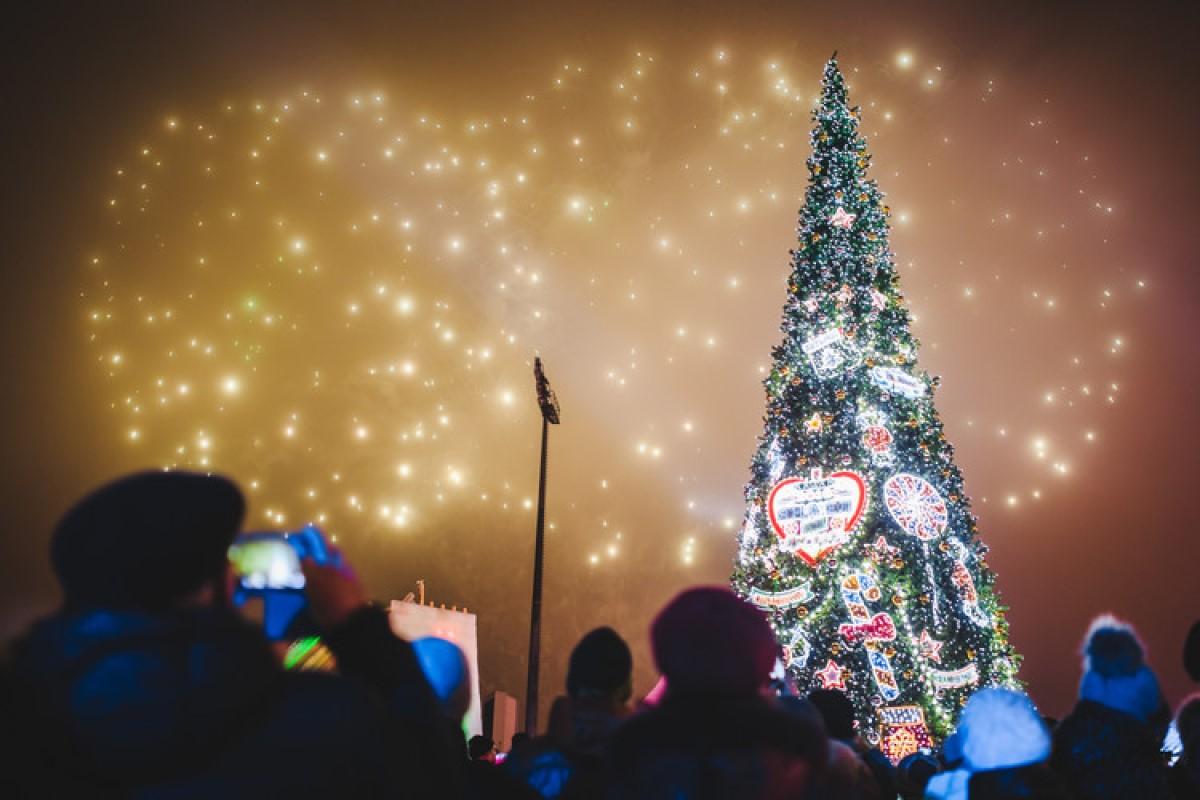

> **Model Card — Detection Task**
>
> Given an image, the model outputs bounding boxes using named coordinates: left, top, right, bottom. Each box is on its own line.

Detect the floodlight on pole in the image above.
left=525, top=356, right=559, bottom=735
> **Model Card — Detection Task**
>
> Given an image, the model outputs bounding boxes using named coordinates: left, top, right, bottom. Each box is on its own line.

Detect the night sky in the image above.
left=3, top=1, right=1199, bottom=724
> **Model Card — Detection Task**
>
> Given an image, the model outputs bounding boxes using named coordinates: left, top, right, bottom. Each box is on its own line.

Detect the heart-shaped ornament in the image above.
left=768, top=468, right=868, bottom=566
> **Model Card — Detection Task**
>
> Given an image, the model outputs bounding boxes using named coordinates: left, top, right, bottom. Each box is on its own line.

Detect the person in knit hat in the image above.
left=547, top=626, right=633, bottom=754
left=649, top=585, right=779, bottom=693
left=600, top=586, right=828, bottom=799
left=510, top=627, right=635, bottom=799
left=1050, top=614, right=1173, bottom=800
left=925, top=688, right=1064, bottom=800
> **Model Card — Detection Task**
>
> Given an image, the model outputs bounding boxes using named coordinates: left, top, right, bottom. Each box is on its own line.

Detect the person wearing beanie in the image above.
left=547, top=626, right=633, bottom=753
left=506, top=627, right=635, bottom=800
left=1, top=471, right=460, bottom=798
left=600, top=586, right=828, bottom=799
left=1050, top=614, right=1173, bottom=800
left=925, top=688, right=1062, bottom=800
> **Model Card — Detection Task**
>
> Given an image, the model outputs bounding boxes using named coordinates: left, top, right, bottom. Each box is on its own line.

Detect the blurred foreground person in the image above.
left=1, top=471, right=457, bottom=799
left=925, top=688, right=1064, bottom=800
left=1050, top=615, right=1172, bottom=800
left=602, top=586, right=828, bottom=799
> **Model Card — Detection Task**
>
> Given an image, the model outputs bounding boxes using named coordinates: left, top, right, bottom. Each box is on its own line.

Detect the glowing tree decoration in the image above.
left=731, top=55, right=1020, bottom=759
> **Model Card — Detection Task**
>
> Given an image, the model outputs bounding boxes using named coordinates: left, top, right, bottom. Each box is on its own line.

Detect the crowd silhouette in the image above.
left=2, top=471, right=1197, bottom=799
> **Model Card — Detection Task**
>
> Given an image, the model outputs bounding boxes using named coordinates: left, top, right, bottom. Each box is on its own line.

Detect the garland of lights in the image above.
left=730, top=55, right=1020, bottom=755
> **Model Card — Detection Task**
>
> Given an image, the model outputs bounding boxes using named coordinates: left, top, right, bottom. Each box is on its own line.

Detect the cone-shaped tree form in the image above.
left=731, top=55, right=1020, bottom=762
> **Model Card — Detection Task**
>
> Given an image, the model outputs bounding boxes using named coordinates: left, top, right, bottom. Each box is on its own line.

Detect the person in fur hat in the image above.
left=1050, top=614, right=1173, bottom=800
left=925, top=688, right=1063, bottom=800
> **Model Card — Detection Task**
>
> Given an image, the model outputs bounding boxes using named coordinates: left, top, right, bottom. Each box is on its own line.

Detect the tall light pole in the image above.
left=525, top=356, right=560, bottom=735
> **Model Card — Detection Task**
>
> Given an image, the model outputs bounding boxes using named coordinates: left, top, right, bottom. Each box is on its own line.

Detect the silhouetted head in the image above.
left=1077, top=614, right=1164, bottom=720
left=807, top=688, right=856, bottom=741
left=468, top=734, right=496, bottom=762
left=651, top=586, right=777, bottom=695
left=567, top=626, right=633, bottom=702
left=52, top=470, right=245, bottom=611
left=1184, top=621, right=1200, bottom=683
left=897, top=752, right=939, bottom=797
left=1082, top=614, right=1145, bottom=677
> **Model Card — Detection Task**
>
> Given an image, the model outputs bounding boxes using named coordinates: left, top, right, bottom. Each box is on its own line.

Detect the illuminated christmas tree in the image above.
left=731, top=55, right=1020, bottom=761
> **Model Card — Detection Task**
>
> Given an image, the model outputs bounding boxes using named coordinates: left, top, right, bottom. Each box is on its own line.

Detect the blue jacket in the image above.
left=2, top=605, right=461, bottom=798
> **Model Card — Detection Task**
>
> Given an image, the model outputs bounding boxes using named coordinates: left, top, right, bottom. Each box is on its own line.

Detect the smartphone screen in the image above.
left=228, top=535, right=305, bottom=591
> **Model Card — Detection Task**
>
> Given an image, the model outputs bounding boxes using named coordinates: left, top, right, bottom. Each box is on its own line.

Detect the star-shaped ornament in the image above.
left=817, top=659, right=846, bottom=690
left=805, top=413, right=823, bottom=433
left=830, top=207, right=857, bottom=230
left=918, top=630, right=944, bottom=664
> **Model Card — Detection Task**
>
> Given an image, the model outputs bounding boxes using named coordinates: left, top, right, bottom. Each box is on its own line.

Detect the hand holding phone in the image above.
left=301, top=555, right=366, bottom=629
left=229, top=526, right=350, bottom=639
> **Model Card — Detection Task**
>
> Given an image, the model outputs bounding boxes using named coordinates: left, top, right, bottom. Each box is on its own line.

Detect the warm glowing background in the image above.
left=3, top=1, right=1199, bottom=723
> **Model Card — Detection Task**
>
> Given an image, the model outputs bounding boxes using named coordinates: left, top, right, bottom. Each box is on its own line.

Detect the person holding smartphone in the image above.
left=1, top=470, right=463, bottom=798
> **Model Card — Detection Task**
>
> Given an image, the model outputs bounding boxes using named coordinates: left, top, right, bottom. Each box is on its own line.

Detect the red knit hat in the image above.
left=651, top=586, right=778, bottom=694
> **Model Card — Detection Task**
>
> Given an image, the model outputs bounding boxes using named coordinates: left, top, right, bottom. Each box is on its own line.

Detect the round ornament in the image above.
left=884, top=473, right=949, bottom=540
